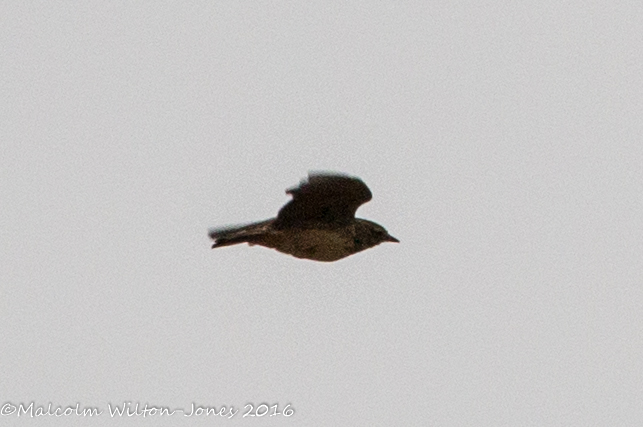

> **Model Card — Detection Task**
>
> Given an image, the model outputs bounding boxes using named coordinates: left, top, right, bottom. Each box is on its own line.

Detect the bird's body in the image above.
left=209, top=173, right=398, bottom=262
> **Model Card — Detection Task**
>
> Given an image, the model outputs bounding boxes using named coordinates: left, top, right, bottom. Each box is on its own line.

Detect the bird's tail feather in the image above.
left=208, top=219, right=274, bottom=248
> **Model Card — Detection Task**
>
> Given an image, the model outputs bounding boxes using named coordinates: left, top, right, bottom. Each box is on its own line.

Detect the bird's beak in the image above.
left=385, top=234, right=399, bottom=243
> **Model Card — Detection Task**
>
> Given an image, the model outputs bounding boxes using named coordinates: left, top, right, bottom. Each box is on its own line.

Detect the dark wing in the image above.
left=274, top=172, right=372, bottom=228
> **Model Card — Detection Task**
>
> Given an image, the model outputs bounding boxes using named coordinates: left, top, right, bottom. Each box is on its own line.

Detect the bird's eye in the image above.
left=354, top=238, right=361, bottom=245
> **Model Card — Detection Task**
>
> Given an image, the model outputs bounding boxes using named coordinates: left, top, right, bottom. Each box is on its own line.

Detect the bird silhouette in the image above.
left=208, top=172, right=398, bottom=261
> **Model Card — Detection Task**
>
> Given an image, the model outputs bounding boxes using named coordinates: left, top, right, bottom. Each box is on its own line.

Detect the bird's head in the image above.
left=354, top=219, right=399, bottom=250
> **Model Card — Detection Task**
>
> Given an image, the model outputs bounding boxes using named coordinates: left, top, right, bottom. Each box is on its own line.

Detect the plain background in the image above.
left=2, top=1, right=642, bottom=426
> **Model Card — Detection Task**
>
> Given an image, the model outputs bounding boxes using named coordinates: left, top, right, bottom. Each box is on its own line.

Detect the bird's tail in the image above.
left=208, top=219, right=274, bottom=248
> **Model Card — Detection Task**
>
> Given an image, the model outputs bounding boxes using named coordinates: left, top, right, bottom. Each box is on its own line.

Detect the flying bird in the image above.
left=208, top=172, right=398, bottom=262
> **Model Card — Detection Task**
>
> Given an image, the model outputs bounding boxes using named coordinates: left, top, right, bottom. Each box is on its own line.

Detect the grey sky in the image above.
left=2, top=1, right=642, bottom=426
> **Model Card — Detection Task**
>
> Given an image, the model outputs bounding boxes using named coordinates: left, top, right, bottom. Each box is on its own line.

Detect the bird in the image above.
left=208, top=172, right=398, bottom=262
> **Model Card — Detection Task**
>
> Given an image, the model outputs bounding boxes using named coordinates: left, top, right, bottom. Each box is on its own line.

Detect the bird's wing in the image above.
left=274, top=172, right=372, bottom=228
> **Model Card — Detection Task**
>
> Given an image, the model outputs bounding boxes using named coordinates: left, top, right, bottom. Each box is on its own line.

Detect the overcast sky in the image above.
left=2, top=1, right=642, bottom=426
